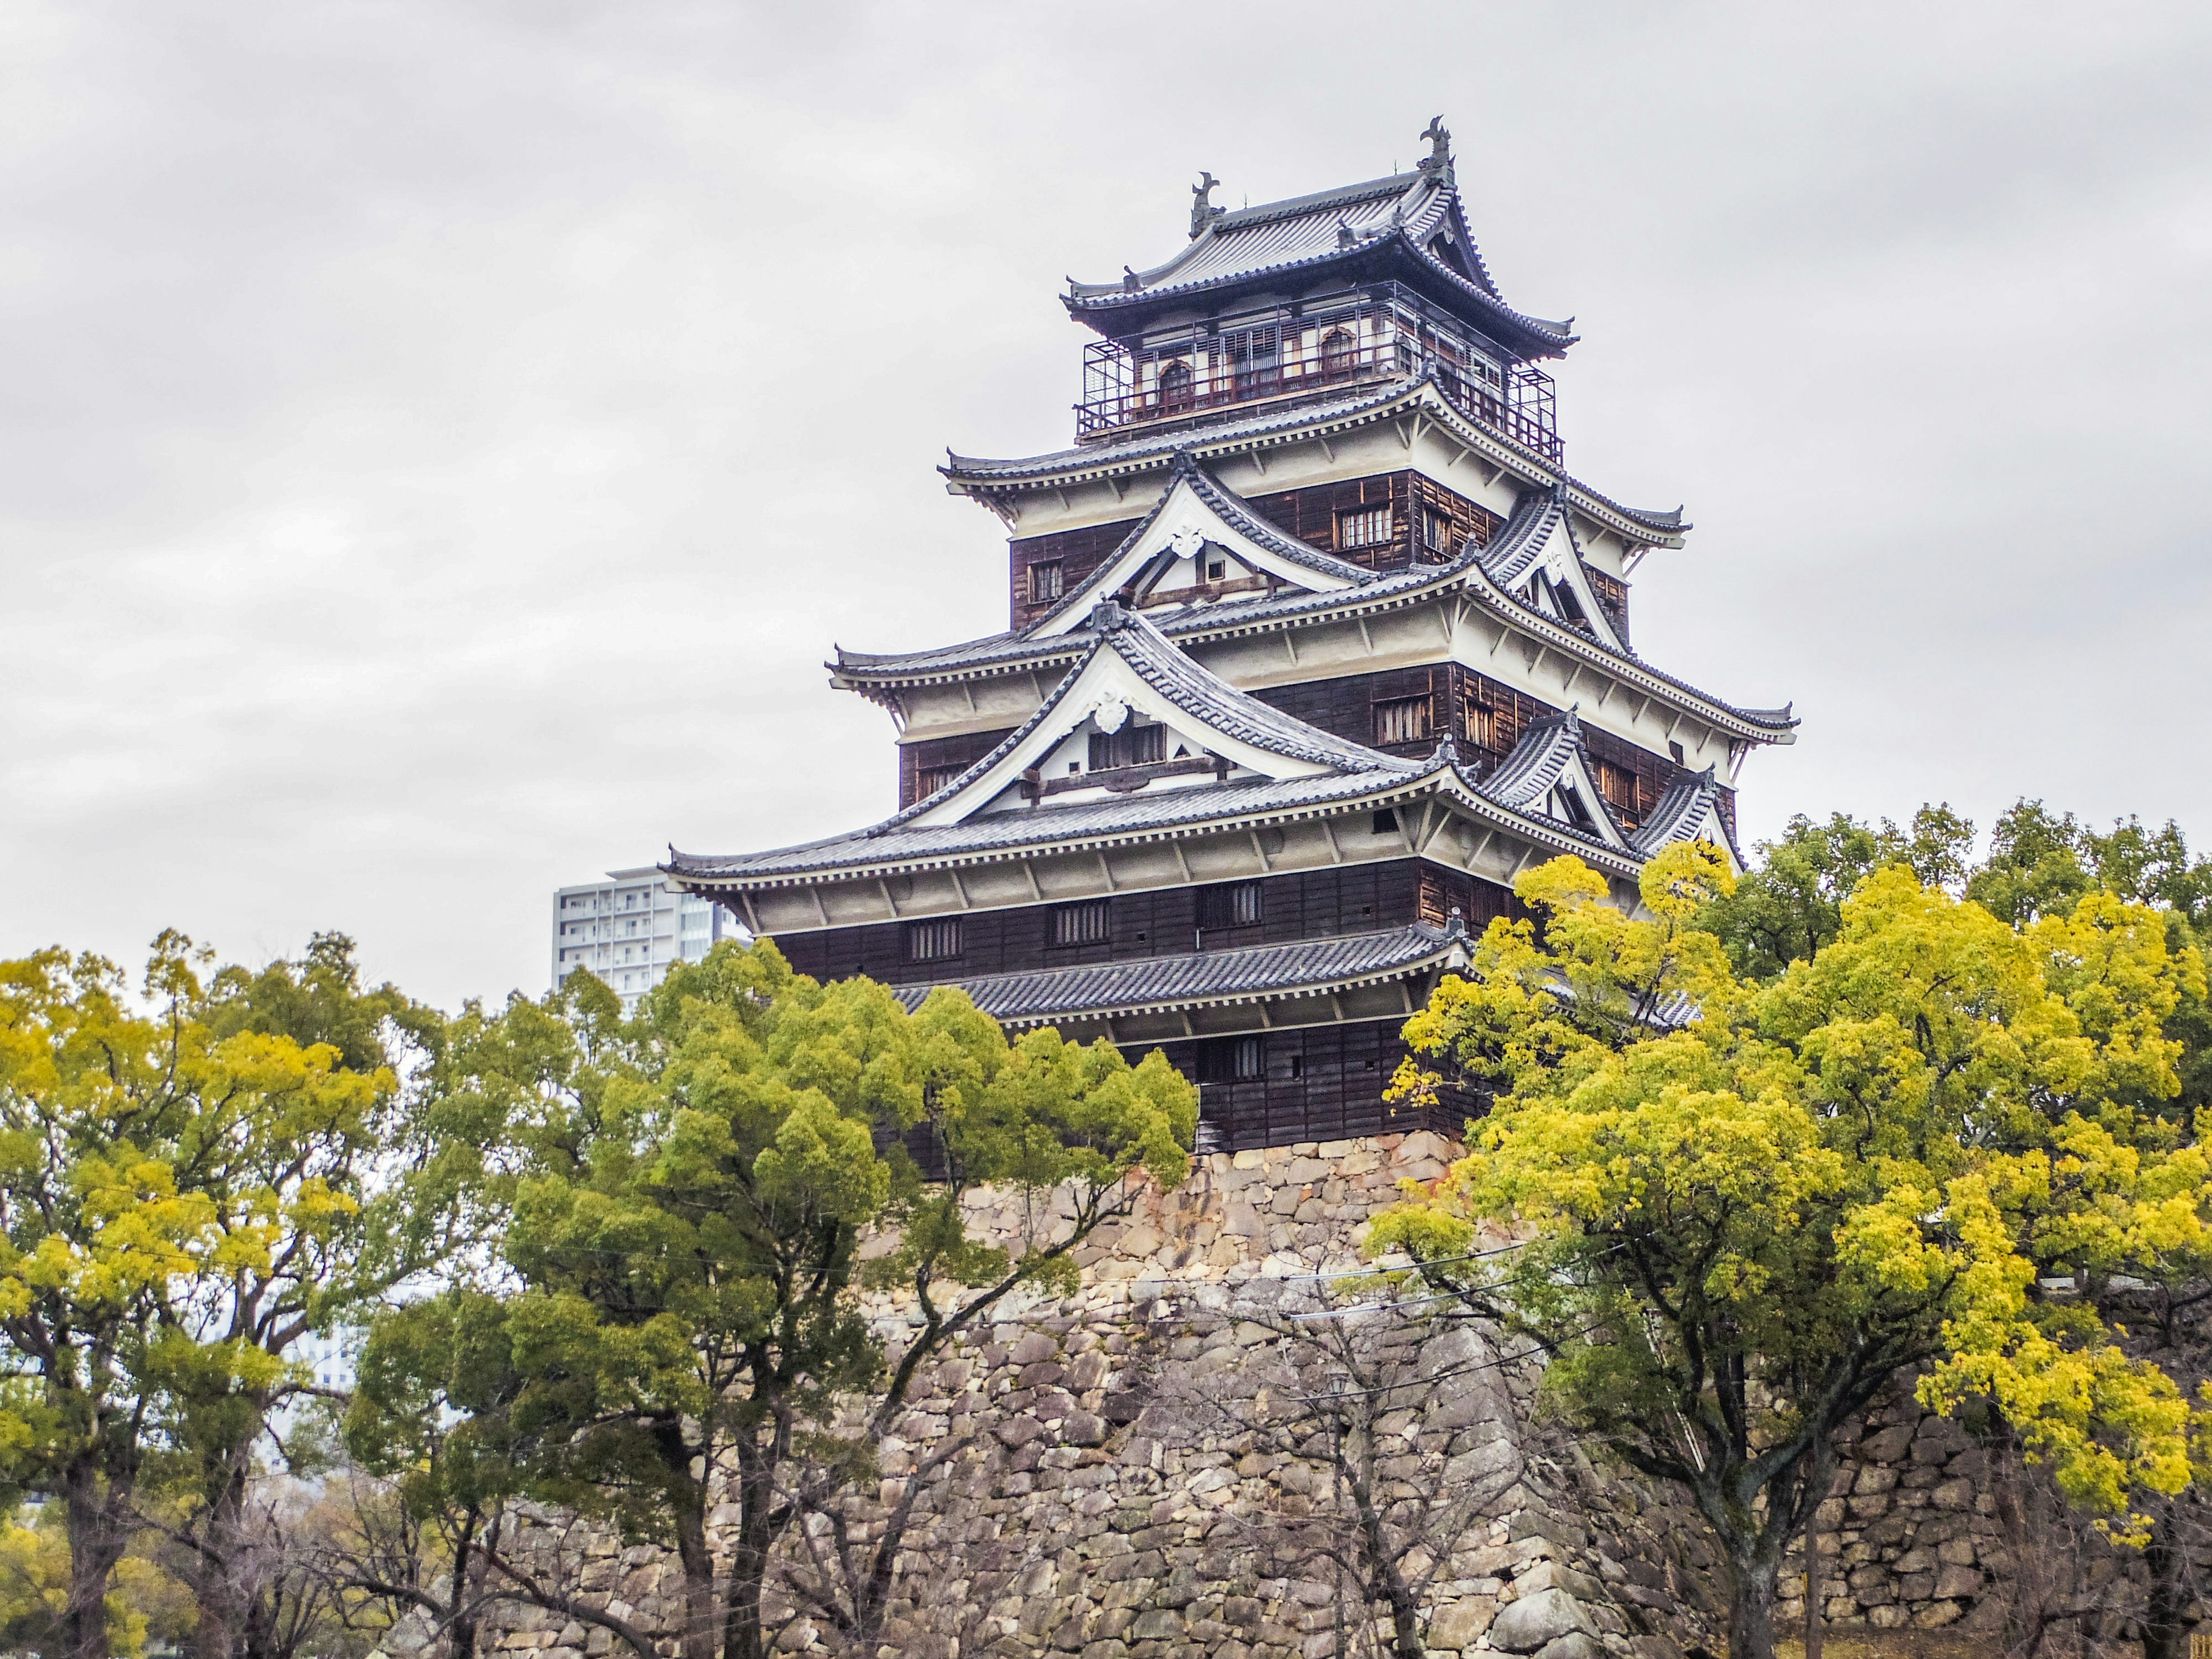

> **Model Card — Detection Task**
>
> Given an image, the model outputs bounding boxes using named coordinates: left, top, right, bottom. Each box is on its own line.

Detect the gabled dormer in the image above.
left=1028, top=454, right=1368, bottom=639
left=897, top=603, right=1418, bottom=830
left=1479, top=489, right=1628, bottom=654
left=1474, top=708, right=1634, bottom=854
left=1630, top=767, right=1743, bottom=870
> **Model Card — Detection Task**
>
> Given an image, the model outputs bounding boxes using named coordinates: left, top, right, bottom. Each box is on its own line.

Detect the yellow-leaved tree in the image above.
left=0, top=933, right=429, bottom=1659
left=1370, top=844, right=2210, bottom=1659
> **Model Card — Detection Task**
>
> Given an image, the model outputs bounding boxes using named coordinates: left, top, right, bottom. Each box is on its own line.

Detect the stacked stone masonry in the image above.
left=459, top=1135, right=2020, bottom=1659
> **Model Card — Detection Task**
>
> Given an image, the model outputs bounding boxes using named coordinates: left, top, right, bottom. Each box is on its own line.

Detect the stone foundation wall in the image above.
left=460, top=1133, right=2022, bottom=1659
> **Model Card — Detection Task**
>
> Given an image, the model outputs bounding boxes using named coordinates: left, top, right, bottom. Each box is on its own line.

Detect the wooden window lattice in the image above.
left=1374, top=696, right=1433, bottom=747
left=1050, top=899, right=1111, bottom=947
left=903, top=918, right=963, bottom=963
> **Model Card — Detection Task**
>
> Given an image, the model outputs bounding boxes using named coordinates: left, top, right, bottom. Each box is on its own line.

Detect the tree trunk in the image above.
left=2141, top=1509, right=2193, bottom=1659
left=671, top=1487, right=721, bottom=1659
left=1724, top=1543, right=1780, bottom=1659
left=192, top=1450, right=257, bottom=1659
left=1803, top=1510, right=1823, bottom=1659
left=59, top=1452, right=133, bottom=1659
left=448, top=1520, right=481, bottom=1659
left=723, top=1441, right=777, bottom=1659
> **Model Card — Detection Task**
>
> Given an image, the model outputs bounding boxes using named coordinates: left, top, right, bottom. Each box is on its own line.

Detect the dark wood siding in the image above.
left=1252, top=665, right=1453, bottom=763
left=899, top=729, right=1014, bottom=809
left=1008, top=517, right=1142, bottom=630
left=1243, top=470, right=1502, bottom=574
left=1585, top=566, right=1630, bottom=644
left=1251, top=665, right=1726, bottom=834
left=771, top=859, right=1516, bottom=987
left=1137, top=1020, right=1479, bottom=1153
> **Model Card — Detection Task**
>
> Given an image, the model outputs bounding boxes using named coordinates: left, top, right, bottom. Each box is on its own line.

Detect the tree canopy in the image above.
left=1374, top=838, right=2212, bottom=1659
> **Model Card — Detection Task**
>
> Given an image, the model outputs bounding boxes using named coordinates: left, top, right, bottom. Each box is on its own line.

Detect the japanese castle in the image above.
left=668, top=123, right=1794, bottom=1151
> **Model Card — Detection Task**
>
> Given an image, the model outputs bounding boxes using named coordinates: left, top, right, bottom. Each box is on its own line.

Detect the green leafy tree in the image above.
left=139, top=935, right=440, bottom=1659
left=1702, top=804, right=1976, bottom=982
left=441, top=941, right=1192, bottom=1659
left=336, top=1290, right=657, bottom=1659
left=1373, top=845, right=2209, bottom=1659
left=0, top=938, right=317, bottom=1659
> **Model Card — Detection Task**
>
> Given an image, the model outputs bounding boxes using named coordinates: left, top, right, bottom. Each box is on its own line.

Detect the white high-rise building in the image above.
left=552, top=867, right=748, bottom=1009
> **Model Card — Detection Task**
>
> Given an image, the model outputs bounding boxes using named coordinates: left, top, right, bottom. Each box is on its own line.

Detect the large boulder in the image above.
left=1426, top=1597, right=1495, bottom=1649
left=1486, top=1588, right=1594, bottom=1654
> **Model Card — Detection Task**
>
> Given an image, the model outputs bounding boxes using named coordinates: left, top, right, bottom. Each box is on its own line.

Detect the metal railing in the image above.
left=1075, top=285, right=1562, bottom=463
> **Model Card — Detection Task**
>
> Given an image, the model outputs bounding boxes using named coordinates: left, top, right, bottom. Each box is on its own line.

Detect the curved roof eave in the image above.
left=942, top=378, right=1690, bottom=547
left=1062, top=230, right=1577, bottom=357
left=830, top=535, right=1797, bottom=745
left=666, top=755, right=1656, bottom=897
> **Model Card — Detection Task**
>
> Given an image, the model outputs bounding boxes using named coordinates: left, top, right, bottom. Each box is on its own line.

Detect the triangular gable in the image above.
left=1630, top=768, right=1742, bottom=872
left=1483, top=495, right=1626, bottom=654
left=1029, top=457, right=1365, bottom=638
left=1472, top=709, right=1632, bottom=851
left=904, top=604, right=1413, bottom=829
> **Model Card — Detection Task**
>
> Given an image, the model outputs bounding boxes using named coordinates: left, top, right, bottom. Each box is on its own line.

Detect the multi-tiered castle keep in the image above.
left=667, top=124, right=1795, bottom=1153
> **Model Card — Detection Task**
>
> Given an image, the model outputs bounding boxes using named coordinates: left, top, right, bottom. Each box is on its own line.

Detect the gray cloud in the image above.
left=3, top=0, right=2207, bottom=1006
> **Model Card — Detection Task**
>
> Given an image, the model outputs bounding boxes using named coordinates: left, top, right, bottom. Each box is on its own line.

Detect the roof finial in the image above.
left=1418, top=115, right=1453, bottom=179
left=1190, top=171, right=1224, bottom=239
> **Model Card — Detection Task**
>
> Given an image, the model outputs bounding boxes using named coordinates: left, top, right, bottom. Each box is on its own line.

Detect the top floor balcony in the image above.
left=1074, top=282, right=1561, bottom=464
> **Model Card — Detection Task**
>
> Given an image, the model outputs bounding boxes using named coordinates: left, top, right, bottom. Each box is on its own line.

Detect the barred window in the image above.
left=1373, top=695, right=1431, bottom=747
left=903, top=918, right=963, bottom=963
left=1195, top=1035, right=1264, bottom=1084
left=1594, top=759, right=1638, bottom=814
left=1465, top=696, right=1513, bottom=753
left=1050, top=899, right=1110, bottom=947
left=914, top=763, right=964, bottom=799
left=1088, top=722, right=1165, bottom=771
left=1421, top=507, right=1453, bottom=554
left=1198, top=881, right=1263, bottom=931
left=1028, top=560, right=1063, bottom=603
left=1335, top=505, right=1393, bottom=550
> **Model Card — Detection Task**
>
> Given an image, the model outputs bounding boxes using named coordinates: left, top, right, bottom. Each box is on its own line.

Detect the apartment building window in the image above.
left=1088, top=723, right=1164, bottom=771
left=1373, top=695, right=1431, bottom=748
left=1029, top=560, right=1064, bottom=603
left=903, top=918, right=963, bottom=963
left=1336, top=505, right=1393, bottom=550
left=1050, top=899, right=1111, bottom=946
left=1198, top=881, right=1263, bottom=931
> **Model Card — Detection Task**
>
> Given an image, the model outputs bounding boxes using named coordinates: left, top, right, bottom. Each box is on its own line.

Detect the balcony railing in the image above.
left=1075, top=284, right=1562, bottom=463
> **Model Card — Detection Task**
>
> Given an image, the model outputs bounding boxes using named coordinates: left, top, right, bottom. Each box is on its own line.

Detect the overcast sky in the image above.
left=3, top=1, right=2209, bottom=1009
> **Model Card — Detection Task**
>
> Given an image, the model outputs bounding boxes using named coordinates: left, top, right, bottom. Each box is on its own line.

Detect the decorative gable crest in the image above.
left=1028, top=454, right=1368, bottom=638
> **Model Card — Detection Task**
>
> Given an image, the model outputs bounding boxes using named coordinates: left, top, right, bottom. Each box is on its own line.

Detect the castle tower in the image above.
left=667, top=126, right=1796, bottom=1153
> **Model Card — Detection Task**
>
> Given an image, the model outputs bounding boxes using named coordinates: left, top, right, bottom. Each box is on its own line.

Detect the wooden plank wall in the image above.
left=1251, top=664, right=1722, bottom=832
left=1144, top=1020, right=1476, bottom=1153
left=999, top=469, right=1516, bottom=632
left=899, top=729, right=1017, bottom=808
left=1007, top=517, right=1143, bottom=630
left=770, top=859, right=1520, bottom=986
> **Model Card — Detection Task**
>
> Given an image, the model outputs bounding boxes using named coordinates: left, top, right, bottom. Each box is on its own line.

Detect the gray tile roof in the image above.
left=676, top=608, right=1423, bottom=884
left=1062, top=166, right=1575, bottom=357
left=1476, top=710, right=1587, bottom=813
left=895, top=923, right=1467, bottom=1027
left=1628, top=767, right=1740, bottom=862
left=944, top=382, right=1412, bottom=483
left=666, top=767, right=1418, bottom=885
left=836, top=471, right=1795, bottom=740
left=1024, top=450, right=1372, bottom=635
left=941, top=376, right=1686, bottom=541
